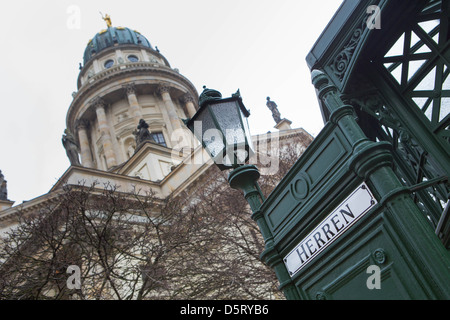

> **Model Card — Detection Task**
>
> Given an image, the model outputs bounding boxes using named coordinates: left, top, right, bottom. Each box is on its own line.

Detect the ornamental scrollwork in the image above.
left=328, top=10, right=373, bottom=83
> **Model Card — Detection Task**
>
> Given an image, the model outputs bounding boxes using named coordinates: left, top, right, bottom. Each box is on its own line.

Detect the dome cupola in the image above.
left=83, top=26, right=153, bottom=65
left=76, top=14, right=169, bottom=89
left=66, top=15, right=199, bottom=176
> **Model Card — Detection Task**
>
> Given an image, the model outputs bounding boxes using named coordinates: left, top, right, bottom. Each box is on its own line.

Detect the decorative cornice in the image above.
left=67, top=63, right=199, bottom=133
left=72, top=64, right=196, bottom=105
left=78, top=45, right=171, bottom=86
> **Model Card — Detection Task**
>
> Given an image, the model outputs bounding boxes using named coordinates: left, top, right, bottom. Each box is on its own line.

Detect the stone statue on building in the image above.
left=266, top=97, right=281, bottom=124
left=62, top=129, right=81, bottom=166
left=0, top=170, right=8, bottom=201
left=134, top=119, right=155, bottom=147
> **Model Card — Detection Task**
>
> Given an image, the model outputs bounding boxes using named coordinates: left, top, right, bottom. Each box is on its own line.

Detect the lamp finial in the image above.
left=199, top=86, right=222, bottom=107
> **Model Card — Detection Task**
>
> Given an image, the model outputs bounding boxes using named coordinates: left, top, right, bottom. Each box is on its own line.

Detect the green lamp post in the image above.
left=184, top=87, right=262, bottom=211
left=184, top=87, right=301, bottom=299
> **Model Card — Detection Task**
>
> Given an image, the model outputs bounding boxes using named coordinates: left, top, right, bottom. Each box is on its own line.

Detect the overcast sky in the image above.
left=0, top=0, right=342, bottom=205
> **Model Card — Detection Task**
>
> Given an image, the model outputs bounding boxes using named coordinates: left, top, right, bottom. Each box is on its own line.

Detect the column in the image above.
left=157, top=84, right=183, bottom=132
left=76, top=119, right=94, bottom=168
left=158, top=84, right=192, bottom=151
left=123, top=83, right=143, bottom=126
left=93, top=97, right=117, bottom=168
left=181, top=93, right=197, bottom=118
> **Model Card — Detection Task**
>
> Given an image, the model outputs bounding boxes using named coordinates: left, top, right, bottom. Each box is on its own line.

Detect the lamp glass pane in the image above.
left=197, top=108, right=225, bottom=158
left=211, top=101, right=245, bottom=145
left=233, top=108, right=254, bottom=164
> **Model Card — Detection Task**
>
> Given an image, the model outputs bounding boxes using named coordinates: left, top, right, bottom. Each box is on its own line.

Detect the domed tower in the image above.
left=66, top=17, right=198, bottom=181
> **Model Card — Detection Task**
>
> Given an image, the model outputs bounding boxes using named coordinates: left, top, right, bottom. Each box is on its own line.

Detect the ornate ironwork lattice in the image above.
left=382, top=0, right=449, bottom=144
left=356, top=0, right=450, bottom=246
left=354, top=94, right=447, bottom=232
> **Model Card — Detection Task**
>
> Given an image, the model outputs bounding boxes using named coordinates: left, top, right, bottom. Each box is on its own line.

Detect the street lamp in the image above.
left=184, top=86, right=301, bottom=300
left=184, top=86, right=264, bottom=210
left=184, top=87, right=255, bottom=171
left=184, top=86, right=268, bottom=206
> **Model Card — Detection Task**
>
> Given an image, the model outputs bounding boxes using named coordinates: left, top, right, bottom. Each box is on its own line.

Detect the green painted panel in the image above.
left=304, top=135, right=344, bottom=184
left=313, top=260, right=411, bottom=300
left=263, top=124, right=351, bottom=239
left=291, top=210, right=440, bottom=300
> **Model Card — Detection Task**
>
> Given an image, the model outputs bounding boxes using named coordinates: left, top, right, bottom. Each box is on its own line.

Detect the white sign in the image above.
left=284, top=182, right=377, bottom=277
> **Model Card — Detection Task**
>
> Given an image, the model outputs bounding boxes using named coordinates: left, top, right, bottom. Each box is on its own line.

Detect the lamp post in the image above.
left=184, top=87, right=300, bottom=299
left=184, top=87, right=263, bottom=210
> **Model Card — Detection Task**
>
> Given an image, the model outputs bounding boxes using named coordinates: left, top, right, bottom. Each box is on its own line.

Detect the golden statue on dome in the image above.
left=100, top=12, right=112, bottom=28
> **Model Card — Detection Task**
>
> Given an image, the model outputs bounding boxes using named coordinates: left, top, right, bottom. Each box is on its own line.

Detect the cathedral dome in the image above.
left=83, top=26, right=153, bottom=65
